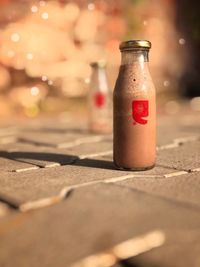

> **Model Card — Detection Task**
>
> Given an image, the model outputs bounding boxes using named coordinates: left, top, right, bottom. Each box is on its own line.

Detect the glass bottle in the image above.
left=88, top=61, right=112, bottom=134
left=113, top=40, right=156, bottom=170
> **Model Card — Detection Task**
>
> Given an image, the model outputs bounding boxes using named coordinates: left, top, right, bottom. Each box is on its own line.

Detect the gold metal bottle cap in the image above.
left=90, top=60, right=107, bottom=68
left=119, top=40, right=151, bottom=51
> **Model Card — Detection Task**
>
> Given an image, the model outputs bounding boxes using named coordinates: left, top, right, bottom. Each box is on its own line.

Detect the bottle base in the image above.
left=89, top=122, right=112, bottom=134
left=114, top=163, right=155, bottom=171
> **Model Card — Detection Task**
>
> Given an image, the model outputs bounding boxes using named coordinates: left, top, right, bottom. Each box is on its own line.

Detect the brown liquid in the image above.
left=113, top=62, right=156, bottom=170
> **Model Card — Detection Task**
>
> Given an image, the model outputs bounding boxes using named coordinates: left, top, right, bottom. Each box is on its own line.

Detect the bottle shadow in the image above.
left=0, top=150, right=178, bottom=173
left=0, top=151, right=115, bottom=170
left=75, top=157, right=115, bottom=170
left=119, top=258, right=159, bottom=267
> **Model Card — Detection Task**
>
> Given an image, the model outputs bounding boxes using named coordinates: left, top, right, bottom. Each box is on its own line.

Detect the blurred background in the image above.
left=0, top=0, right=199, bottom=118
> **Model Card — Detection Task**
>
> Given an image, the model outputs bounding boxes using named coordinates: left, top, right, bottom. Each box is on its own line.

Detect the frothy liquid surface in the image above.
left=113, top=63, right=156, bottom=169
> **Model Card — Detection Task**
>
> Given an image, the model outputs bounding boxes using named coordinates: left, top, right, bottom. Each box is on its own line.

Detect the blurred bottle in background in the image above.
left=88, top=61, right=112, bottom=134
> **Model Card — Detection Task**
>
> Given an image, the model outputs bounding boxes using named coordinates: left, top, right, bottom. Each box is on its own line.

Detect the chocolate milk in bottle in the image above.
left=113, top=40, right=156, bottom=170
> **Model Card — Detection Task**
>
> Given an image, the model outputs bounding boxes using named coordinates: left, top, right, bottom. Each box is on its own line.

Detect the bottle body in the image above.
left=88, top=62, right=112, bottom=134
left=113, top=45, right=156, bottom=170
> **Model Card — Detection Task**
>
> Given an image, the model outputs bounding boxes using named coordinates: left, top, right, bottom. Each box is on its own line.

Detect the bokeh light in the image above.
left=179, top=38, right=186, bottom=45
left=0, top=0, right=198, bottom=117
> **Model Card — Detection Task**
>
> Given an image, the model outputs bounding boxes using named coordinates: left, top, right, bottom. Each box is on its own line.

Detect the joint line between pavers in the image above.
left=44, top=163, right=61, bottom=168
left=20, top=195, right=62, bottom=212
left=104, top=174, right=162, bottom=184
left=191, top=168, right=200, bottom=172
left=17, top=138, right=56, bottom=148
left=9, top=151, right=113, bottom=173
left=157, top=143, right=178, bottom=150
left=18, top=174, right=162, bottom=212
left=79, top=150, right=112, bottom=159
left=14, top=166, right=40, bottom=172
left=157, top=135, right=200, bottom=151
left=174, top=135, right=200, bottom=145
left=20, top=181, right=102, bottom=212
left=17, top=168, right=199, bottom=212
left=162, top=168, right=200, bottom=177
left=163, top=171, right=188, bottom=178
left=70, top=230, right=165, bottom=267
left=111, top=182, right=200, bottom=212
left=0, top=195, right=19, bottom=210
left=57, top=135, right=105, bottom=149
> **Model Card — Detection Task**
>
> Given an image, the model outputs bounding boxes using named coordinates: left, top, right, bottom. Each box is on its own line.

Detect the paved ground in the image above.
left=0, top=109, right=200, bottom=267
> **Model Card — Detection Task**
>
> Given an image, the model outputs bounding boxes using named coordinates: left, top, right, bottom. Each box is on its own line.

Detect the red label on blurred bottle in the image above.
left=94, top=92, right=105, bottom=108
left=132, top=100, right=149, bottom=124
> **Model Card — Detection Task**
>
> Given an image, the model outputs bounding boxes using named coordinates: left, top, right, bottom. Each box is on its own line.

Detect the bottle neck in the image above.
left=121, top=50, right=149, bottom=66
left=91, top=66, right=108, bottom=91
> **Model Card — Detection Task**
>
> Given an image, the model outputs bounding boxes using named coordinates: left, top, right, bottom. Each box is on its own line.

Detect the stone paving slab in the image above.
left=17, top=119, right=200, bottom=150
left=0, top=136, right=17, bottom=145
left=63, top=140, right=112, bottom=158
left=129, top=229, right=200, bottom=267
left=157, top=140, right=200, bottom=171
left=0, top=140, right=198, bottom=205
left=1, top=142, right=78, bottom=168
left=157, top=124, right=199, bottom=147
left=157, top=113, right=200, bottom=128
left=0, top=126, right=19, bottom=135
left=156, top=113, right=200, bottom=146
left=116, top=172, right=200, bottom=208
left=16, top=117, right=101, bottom=149
left=0, top=162, right=135, bottom=204
left=0, top=112, right=199, bottom=266
left=0, top=156, right=39, bottom=172
left=18, top=131, right=89, bottom=148
left=0, top=127, right=19, bottom=145
left=0, top=203, right=10, bottom=218
left=18, top=116, right=88, bottom=132
left=1, top=139, right=112, bottom=166
left=6, top=151, right=76, bottom=168
left=99, top=154, right=179, bottom=176
left=1, top=183, right=200, bottom=267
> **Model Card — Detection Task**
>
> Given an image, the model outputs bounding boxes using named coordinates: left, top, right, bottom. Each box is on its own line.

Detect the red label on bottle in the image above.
left=132, top=100, right=149, bottom=124
left=94, top=92, right=105, bottom=108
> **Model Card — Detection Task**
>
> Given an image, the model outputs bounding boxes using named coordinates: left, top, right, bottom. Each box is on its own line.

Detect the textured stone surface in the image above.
left=16, top=117, right=106, bottom=149
left=18, top=131, right=88, bottom=147
left=116, top=172, right=200, bottom=207
left=157, top=141, right=200, bottom=171
left=1, top=183, right=200, bottom=267
left=157, top=126, right=195, bottom=147
left=129, top=229, right=200, bottom=267
left=1, top=142, right=78, bottom=168
left=157, top=124, right=199, bottom=147
left=100, top=154, right=179, bottom=176
left=64, top=140, right=112, bottom=158
left=0, top=162, right=133, bottom=204
left=0, top=155, right=38, bottom=172
left=8, top=151, right=77, bottom=168
left=18, top=117, right=88, bottom=133
left=0, top=126, right=19, bottom=145
left=157, top=113, right=200, bottom=146
left=0, top=112, right=199, bottom=267
left=0, top=203, right=10, bottom=217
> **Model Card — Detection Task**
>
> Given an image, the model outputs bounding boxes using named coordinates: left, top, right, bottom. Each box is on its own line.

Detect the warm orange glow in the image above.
left=0, top=0, right=189, bottom=116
